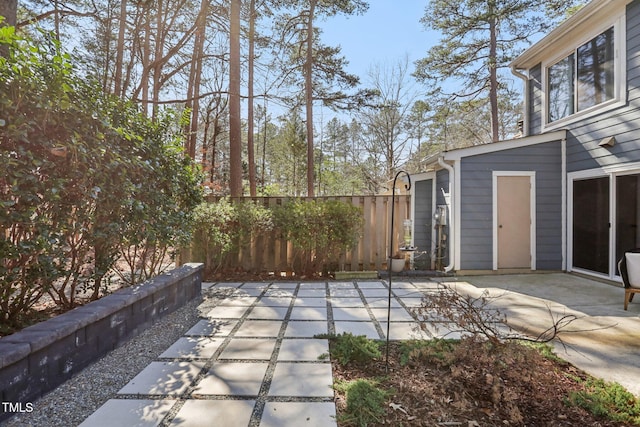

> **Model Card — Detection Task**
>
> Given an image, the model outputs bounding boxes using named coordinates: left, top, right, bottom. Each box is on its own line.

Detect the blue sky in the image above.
left=318, top=1, right=437, bottom=83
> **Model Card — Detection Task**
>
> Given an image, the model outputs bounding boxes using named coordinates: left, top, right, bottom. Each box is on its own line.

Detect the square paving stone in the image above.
left=292, top=297, right=327, bottom=308
left=159, top=337, right=224, bottom=359
left=329, top=282, right=355, bottom=289
left=170, top=400, right=255, bottom=427
left=118, top=362, right=204, bottom=396
left=298, top=282, right=326, bottom=288
left=380, top=322, right=428, bottom=340
left=268, top=363, right=333, bottom=397
left=219, top=339, right=276, bottom=360
left=269, top=282, right=299, bottom=289
left=185, top=319, right=238, bottom=337
left=370, top=307, right=415, bottom=322
left=393, top=287, right=422, bottom=298
left=193, top=362, right=268, bottom=396
left=332, top=307, right=371, bottom=321
left=206, top=306, right=250, bottom=319
left=334, top=321, right=380, bottom=339
left=360, top=288, right=391, bottom=298
left=247, top=306, right=289, bottom=320
left=234, top=320, right=283, bottom=337
left=264, top=288, right=295, bottom=297
left=289, top=306, right=327, bottom=321
left=356, top=281, right=386, bottom=289
left=278, top=339, right=329, bottom=361
left=260, top=402, right=336, bottom=427
left=256, top=297, right=292, bottom=307
left=233, top=287, right=264, bottom=297
left=365, top=298, right=402, bottom=308
left=329, top=297, right=365, bottom=308
left=213, top=282, right=243, bottom=288
left=79, top=399, right=175, bottom=427
left=220, top=296, right=258, bottom=306
left=241, top=282, right=271, bottom=289
left=284, top=321, right=328, bottom=338
left=330, top=288, right=360, bottom=297
left=296, top=288, right=327, bottom=297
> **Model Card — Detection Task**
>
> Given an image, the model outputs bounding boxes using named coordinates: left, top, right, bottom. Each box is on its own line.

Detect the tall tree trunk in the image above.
left=141, top=11, right=151, bottom=117
left=114, top=0, right=127, bottom=97
left=185, top=0, right=209, bottom=159
left=0, top=0, right=17, bottom=27
left=304, top=0, right=316, bottom=197
left=152, top=0, right=164, bottom=121
left=0, top=0, right=16, bottom=58
left=247, top=0, right=257, bottom=196
left=488, top=2, right=499, bottom=143
left=229, top=0, right=243, bottom=197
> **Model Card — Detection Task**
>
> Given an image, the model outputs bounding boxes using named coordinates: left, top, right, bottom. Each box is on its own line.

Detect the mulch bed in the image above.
left=332, top=339, right=630, bottom=427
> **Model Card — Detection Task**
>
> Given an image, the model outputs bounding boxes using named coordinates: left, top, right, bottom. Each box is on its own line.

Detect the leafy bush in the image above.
left=334, top=378, right=389, bottom=427
left=190, top=198, right=273, bottom=275
left=273, top=199, right=363, bottom=274
left=0, top=30, right=202, bottom=327
left=328, top=332, right=382, bottom=366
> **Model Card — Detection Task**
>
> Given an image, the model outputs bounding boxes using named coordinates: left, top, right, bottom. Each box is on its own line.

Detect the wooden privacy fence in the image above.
left=184, top=195, right=411, bottom=274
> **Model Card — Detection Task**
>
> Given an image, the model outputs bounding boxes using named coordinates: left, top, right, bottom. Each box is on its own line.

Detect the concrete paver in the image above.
left=159, top=337, right=224, bottom=359
left=193, top=363, right=268, bottom=396
left=79, top=399, right=175, bottom=427
left=117, top=361, right=204, bottom=396
left=268, top=363, right=333, bottom=397
left=82, top=273, right=640, bottom=426
left=218, top=339, right=275, bottom=360
left=259, top=402, right=336, bottom=427
left=170, top=400, right=255, bottom=427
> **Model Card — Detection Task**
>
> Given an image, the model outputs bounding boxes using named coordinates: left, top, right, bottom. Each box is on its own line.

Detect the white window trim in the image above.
left=541, top=13, right=627, bottom=132
left=492, top=171, right=537, bottom=271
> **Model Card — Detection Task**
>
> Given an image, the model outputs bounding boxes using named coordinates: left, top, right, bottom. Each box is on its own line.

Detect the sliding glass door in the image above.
left=616, top=174, right=640, bottom=272
left=572, top=177, right=609, bottom=274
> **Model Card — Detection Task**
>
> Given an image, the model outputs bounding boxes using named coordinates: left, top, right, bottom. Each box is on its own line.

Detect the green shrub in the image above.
left=190, top=198, right=272, bottom=274
left=273, top=199, right=363, bottom=274
left=567, top=378, right=640, bottom=424
left=335, top=379, right=389, bottom=427
left=329, top=332, right=382, bottom=365
left=0, top=30, right=202, bottom=327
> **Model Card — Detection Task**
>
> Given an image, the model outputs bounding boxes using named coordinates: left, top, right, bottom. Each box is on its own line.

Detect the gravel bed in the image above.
left=1, top=298, right=204, bottom=427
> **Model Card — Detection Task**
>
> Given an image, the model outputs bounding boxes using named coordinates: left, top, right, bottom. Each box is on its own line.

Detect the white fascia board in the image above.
left=511, top=0, right=630, bottom=70
left=442, top=130, right=567, bottom=162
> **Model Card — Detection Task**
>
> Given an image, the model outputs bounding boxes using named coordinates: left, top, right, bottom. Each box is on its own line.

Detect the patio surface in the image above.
left=78, top=273, right=640, bottom=426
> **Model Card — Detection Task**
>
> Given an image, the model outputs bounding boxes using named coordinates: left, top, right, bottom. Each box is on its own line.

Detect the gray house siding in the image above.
left=527, top=1, right=640, bottom=173
left=413, top=179, right=433, bottom=269
left=458, top=142, right=563, bottom=270
left=528, top=64, right=543, bottom=136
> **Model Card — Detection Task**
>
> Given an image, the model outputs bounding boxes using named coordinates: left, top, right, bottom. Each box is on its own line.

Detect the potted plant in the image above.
left=390, top=252, right=406, bottom=273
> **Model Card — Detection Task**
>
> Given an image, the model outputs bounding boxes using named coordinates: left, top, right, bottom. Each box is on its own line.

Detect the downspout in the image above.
left=510, top=65, right=529, bottom=137
left=438, top=156, right=455, bottom=273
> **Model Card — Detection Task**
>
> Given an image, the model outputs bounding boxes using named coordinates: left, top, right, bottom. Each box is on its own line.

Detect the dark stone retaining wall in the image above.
left=0, top=263, right=203, bottom=421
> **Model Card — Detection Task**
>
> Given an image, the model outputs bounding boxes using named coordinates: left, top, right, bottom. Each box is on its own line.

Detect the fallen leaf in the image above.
left=389, top=403, right=408, bottom=415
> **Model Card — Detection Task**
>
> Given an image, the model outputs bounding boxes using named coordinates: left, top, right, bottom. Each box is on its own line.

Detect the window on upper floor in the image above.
left=547, top=27, right=616, bottom=124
